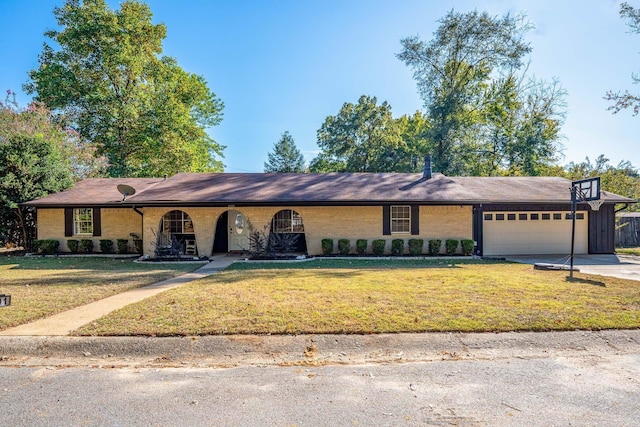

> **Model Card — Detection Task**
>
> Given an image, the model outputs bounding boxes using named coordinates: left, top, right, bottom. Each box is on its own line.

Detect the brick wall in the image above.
left=36, top=208, right=142, bottom=253
left=38, top=205, right=473, bottom=257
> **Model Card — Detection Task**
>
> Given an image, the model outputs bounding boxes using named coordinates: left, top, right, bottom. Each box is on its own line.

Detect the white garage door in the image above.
left=483, top=211, right=588, bottom=256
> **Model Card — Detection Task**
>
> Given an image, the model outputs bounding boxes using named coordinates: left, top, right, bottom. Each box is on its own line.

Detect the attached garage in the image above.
left=482, top=211, right=588, bottom=256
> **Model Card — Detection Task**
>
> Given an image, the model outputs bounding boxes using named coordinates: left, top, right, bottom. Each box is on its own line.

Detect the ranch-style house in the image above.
left=24, top=165, right=634, bottom=258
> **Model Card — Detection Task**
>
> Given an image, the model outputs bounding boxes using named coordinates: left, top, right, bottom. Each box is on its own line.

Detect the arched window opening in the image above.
left=270, top=210, right=307, bottom=253
left=156, top=210, right=196, bottom=256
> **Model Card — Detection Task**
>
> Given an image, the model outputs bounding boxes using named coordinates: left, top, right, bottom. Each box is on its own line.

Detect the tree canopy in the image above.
left=310, top=95, right=406, bottom=172
left=605, top=2, right=640, bottom=115
left=264, top=131, right=306, bottom=173
left=0, top=92, right=75, bottom=247
left=25, top=0, right=225, bottom=178
left=397, top=10, right=566, bottom=176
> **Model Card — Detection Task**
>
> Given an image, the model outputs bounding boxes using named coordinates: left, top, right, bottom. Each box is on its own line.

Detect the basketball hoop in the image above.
left=587, top=199, right=604, bottom=211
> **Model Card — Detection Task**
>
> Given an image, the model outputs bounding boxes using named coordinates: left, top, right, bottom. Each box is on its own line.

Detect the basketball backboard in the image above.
left=571, top=177, right=600, bottom=202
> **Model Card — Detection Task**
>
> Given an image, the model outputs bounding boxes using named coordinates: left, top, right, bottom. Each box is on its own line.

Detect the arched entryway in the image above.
left=157, top=210, right=197, bottom=256
left=213, top=210, right=248, bottom=253
left=270, top=209, right=307, bottom=253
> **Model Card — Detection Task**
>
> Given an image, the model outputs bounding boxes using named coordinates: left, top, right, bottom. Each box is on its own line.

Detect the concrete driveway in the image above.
left=506, top=254, right=640, bottom=281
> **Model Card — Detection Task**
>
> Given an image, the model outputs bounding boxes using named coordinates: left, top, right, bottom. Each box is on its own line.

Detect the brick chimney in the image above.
left=423, top=155, right=432, bottom=179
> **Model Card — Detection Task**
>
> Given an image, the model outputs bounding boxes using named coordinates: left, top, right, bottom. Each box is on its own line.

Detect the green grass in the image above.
left=75, top=262, right=640, bottom=336
left=227, top=257, right=498, bottom=270
left=0, top=256, right=203, bottom=330
left=616, top=247, right=640, bottom=256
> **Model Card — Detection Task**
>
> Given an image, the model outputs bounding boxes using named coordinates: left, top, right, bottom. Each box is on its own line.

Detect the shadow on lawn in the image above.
left=565, top=276, right=606, bottom=287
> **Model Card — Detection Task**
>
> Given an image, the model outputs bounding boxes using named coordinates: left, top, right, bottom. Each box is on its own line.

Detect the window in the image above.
left=496, top=214, right=505, bottom=221
left=272, top=210, right=304, bottom=233
left=508, top=214, right=516, bottom=221
left=530, top=214, right=539, bottom=220
left=74, top=208, right=93, bottom=235
left=391, top=206, right=411, bottom=233
left=484, top=213, right=493, bottom=221
left=542, top=213, right=551, bottom=220
left=576, top=213, right=585, bottom=220
left=161, top=210, right=194, bottom=234
left=519, top=213, right=528, bottom=220
left=553, top=213, right=562, bottom=220
left=565, top=213, right=573, bottom=220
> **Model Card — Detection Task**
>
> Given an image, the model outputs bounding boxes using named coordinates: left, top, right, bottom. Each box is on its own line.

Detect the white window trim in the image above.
left=73, top=208, right=93, bottom=236
left=390, top=205, right=411, bottom=234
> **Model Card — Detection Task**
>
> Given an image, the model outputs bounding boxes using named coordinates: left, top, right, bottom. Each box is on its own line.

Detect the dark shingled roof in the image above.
left=24, top=173, right=635, bottom=206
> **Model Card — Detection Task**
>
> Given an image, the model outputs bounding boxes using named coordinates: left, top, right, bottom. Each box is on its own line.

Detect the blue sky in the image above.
left=1, top=0, right=638, bottom=173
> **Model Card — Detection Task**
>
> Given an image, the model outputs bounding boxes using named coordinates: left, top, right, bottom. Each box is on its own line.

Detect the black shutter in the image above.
left=64, top=208, right=73, bottom=237
left=92, top=208, right=101, bottom=237
left=411, top=205, right=419, bottom=235
left=382, top=205, right=390, bottom=235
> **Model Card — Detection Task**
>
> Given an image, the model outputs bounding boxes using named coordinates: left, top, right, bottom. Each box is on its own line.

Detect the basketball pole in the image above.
left=569, top=187, right=577, bottom=280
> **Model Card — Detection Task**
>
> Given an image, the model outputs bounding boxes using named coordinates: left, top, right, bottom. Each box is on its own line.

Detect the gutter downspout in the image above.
left=133, top=206, right=144, bottom=256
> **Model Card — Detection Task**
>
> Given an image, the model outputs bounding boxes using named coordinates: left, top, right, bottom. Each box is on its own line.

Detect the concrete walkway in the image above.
left=506, top=254, right=640, bottom=281
left=0, top=255, right=238, bottom=337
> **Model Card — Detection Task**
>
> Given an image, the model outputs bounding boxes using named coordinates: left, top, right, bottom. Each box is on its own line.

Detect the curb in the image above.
left=1, top=330, right=638, bottom=367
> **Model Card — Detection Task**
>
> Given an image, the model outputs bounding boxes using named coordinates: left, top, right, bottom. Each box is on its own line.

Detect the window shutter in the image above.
left=92, top=208, right=101, bottom=237
left=411, top=205, right=419, bottom=235
left=382, top=205, right=390, bottom=235
left=64, top=208, right=73, bottom=237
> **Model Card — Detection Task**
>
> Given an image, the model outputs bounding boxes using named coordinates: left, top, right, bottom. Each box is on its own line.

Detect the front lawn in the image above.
left=0, top=256, right=202, bottom=330
left=75, top=262, right=640, bottom=336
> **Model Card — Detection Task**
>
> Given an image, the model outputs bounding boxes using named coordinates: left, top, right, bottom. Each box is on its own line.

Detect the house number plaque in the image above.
left=0, top=294, right=11, bottom=307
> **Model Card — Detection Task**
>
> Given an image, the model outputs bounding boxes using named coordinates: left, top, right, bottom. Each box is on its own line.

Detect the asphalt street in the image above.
left=1, top=330, right=639, bottom=426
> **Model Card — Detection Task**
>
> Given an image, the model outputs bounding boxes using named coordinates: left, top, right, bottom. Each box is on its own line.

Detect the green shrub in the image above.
left=33, top=239, right=59, bottom=254
left=428, top=239, right=442, bottom=256
left=321, top=238, right=334, bottom=255
left=337, top=239, right=350, bottom=255
left=99, top=239, right=114, bottom=254
left=372, top=239, right=386, bottom=256
left=67, top=239, right=79, bottom=253
left=408, top=239, right=424, bottom=256
left=391, top=239, right=404, bottom=256
left=356, top=239, right=368, bottom=255
left=461, top=239, right=475, bottom=256
left=80, top=239, right=94, bottom=253
left=117, top=239, right=129, bottom=254
left=445, top=239, right=459, bottom=255
left=133, top=239, right=143, bottom=254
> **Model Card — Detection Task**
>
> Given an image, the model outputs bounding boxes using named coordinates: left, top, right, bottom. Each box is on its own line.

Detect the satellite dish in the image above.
left=117, top=184, right=136, bottom=202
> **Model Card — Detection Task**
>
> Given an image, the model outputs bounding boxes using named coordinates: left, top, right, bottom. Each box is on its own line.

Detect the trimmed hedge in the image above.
left=391, top=239, right=404, bottom=256
left=133, top=239, right=143, bottom=254
left=321, top=238, right=334, bottom=255
left=408, top=239, right=423, bottom=256
left=100, top=239, right=114, bottom=254
left=445, top=239, right=459, bottom=255
left=33, top=239, right=59, bottom=254
left=372, top=239, right=386, bottom=256
left=428, top=239, right=442, bottom=256
left=461, top=239, right=475, bottom=256
left=337, top=239, right=350, bottom=255
left=356, top=239, right=367, bottom=255
left=80, top=239, right=94, bottom=253
left=67, top=239, right=79, bottom=253
left=117, top=239, right=129, bottom=254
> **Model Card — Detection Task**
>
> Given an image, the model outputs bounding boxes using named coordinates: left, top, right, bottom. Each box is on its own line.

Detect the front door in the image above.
left=228, top=210, right=248, bottom=251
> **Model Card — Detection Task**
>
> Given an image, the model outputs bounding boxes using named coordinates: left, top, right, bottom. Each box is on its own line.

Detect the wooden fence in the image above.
left=616, top=215, right=640, bottom=247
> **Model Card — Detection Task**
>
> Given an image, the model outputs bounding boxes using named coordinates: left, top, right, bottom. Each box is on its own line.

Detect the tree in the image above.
left=0, top=92, right=74, bottom=248
left=605, top=2, right=640, bottom=115
left=25, top=0, right=224, bottom=177
left=310, top=95, right=405, bottom=172
left=264, top=131, right=306, bottom=173
left=397, top=10, right=533, bottom=175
